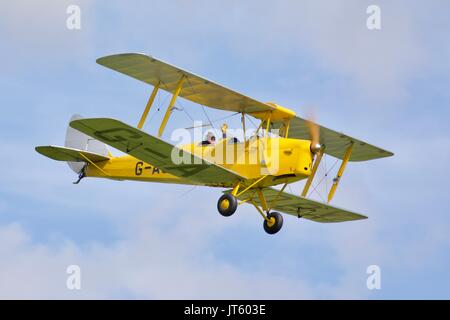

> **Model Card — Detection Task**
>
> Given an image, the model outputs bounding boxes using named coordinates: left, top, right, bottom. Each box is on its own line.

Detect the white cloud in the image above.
left=0, top=218, right=318, bottom=299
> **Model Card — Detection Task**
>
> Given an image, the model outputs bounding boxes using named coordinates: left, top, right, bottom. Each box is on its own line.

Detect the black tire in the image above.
left=217, top=194, right=238, bottom=217
left=263, top=212, right=283, bottom=234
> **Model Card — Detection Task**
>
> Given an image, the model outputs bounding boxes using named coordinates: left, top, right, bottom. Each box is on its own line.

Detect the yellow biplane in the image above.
left=36, top=53, right=393, bottom=234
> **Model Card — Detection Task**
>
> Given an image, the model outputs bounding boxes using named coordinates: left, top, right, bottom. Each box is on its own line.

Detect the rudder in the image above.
left=65, top=114, right=110, bottom=173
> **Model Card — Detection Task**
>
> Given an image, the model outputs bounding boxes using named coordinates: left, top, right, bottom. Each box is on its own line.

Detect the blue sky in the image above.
left=0, top=0, right=449, bottom=299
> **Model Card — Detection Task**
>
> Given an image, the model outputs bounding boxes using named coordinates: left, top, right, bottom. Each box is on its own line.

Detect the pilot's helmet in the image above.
left=206, top=131, right=216, bottom=144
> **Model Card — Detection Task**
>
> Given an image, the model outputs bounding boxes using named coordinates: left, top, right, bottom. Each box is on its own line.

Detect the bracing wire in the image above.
left=184, top=112, right=240, bottom=130
left=309, top=183, right=325, bottom=202
left=175, top=99, right=194, bottom=122
left=179, top=185, right=198, bottom=198
left=147, top=90, right=170, bottom=127
left=288, top=184, right=294, bottom=195
left=245, top=114, right=258, bottom=128
left=307, top=157, right=339, bottom=198
left=185, top=77, right=216, bottom=130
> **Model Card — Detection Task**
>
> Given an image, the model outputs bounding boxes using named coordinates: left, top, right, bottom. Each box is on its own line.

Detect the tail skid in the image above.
left=73, top=167, right=86, bottom=184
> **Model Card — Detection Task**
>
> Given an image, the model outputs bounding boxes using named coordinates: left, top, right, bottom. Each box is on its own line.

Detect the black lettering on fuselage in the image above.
left=135, top=162, right=162, bottom=176
left=135, top=161, right=143, bottom=175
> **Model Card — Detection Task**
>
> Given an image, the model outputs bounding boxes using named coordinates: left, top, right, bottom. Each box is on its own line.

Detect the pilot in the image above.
left=221, top=123, right=228, bottom=139
left=221, top=123, right=239, bottom=143
left=202, top=131, right=216, bottom=145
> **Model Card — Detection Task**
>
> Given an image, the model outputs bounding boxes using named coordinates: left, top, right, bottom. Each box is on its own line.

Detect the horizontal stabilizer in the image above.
left=35, top=145, right=110, bottom=163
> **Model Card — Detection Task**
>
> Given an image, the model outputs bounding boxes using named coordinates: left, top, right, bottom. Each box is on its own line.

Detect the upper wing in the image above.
left=97, top=53, right=275, bottom=115
left=97, top=53, right=393, bottom=161
left=69, top=118, right=246, bottom=187
left=35, top=145, right=110, bottom=162
left=272, top=117, right=394, bottom=161
left=232, top=187, right=367, bottom=223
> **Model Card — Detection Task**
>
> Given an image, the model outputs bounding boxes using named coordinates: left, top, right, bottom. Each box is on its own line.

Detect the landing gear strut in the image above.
left=217, top=186, right=284, bottom=234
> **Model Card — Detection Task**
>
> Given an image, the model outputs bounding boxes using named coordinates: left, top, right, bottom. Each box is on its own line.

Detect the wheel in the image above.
left=263, top=211, right=283, bottom=234
left=217, top=194, right=238, bottom=217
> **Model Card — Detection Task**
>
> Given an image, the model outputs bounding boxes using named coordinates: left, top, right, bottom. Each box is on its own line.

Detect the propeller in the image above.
left=305, top=111, right=322, bottom=154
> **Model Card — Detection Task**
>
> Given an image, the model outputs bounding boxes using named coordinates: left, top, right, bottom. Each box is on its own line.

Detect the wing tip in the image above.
left=35, top=145, right=60, bottom=154
left=35, top=145, right=62, bottom=161
left=35, top=145, right=48, bottom=155
left=96, top=52, right=153, bottom=66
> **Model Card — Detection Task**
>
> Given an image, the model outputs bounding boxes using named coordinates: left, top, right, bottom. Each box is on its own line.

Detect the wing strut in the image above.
left=236, top=175, right=267, bottom=197
left=268, top=183, right=288, bottom=212
left=158, top=75, right=185, bottom=137
left=327, top=142, right=353, bottom=203
left=137, top=82, right=160, bottom=129
left=241, top=113, right=247, bottom=144
left=301, top=148, right=324, bottom=197
left=257, top=189, right=269, bottom=212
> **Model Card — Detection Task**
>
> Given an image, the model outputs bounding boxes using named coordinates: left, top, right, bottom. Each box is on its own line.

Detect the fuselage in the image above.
left=85, top=136, right=314, bottom=188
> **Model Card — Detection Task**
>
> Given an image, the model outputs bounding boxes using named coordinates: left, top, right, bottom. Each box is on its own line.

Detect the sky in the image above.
left=0, top=0, right=449, bottom=299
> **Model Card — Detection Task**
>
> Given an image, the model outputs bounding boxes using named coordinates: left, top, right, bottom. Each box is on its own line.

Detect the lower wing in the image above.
left=231, top=187, right=367, bottom=223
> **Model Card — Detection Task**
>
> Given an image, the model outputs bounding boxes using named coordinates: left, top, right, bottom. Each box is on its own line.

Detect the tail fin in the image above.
left=35, top=114, right=111, bottom=175
left=64, top=114, right=111, bottom=173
